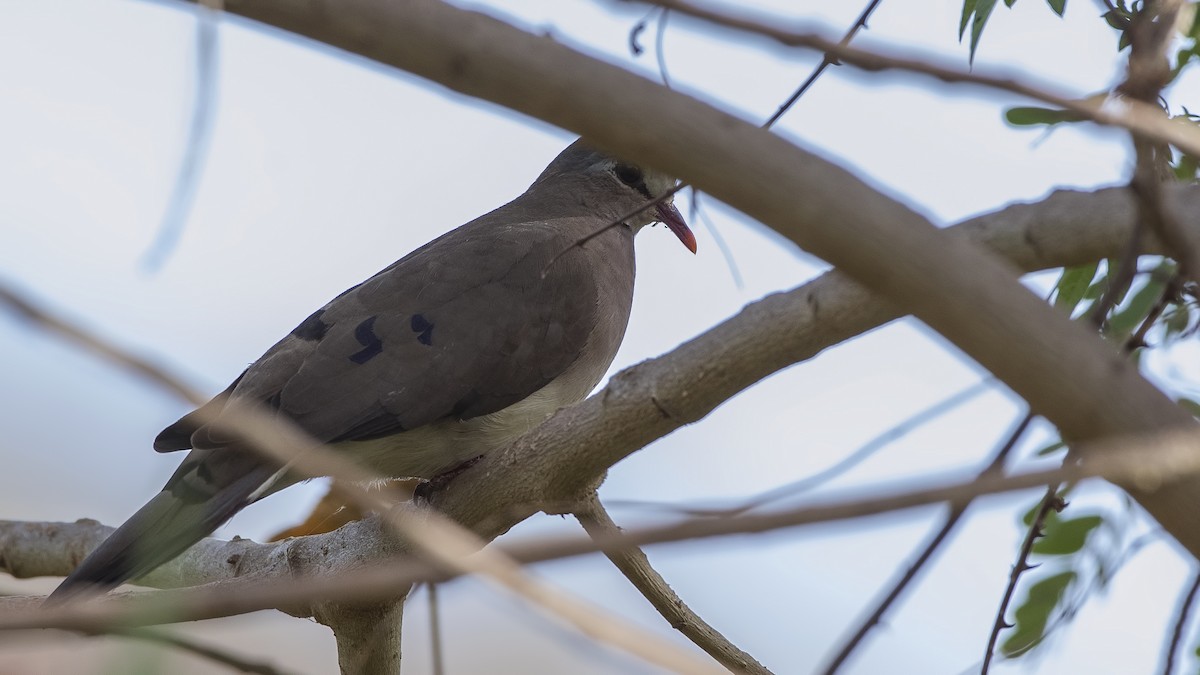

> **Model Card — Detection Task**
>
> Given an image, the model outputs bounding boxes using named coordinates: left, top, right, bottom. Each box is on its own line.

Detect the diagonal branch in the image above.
left=819, top=411, right=1034, bottom=674
left=573, top=493, right=772, bottom=675
left=980, top=483, right=1063, bottom=674
left=0, top=282, right=206, bottom=405
left=761, top=0, right=885, bottom=127
left=1159, top=569, right=1200, bottom=675
left=108, top=627, right=293, bottom=675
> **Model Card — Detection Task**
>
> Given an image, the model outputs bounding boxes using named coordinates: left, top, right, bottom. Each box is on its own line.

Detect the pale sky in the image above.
left=1, top=1, right=1196, bottom=673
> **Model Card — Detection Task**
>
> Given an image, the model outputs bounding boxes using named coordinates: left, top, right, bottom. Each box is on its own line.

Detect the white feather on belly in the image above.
left=333, top=361, right=601, bottom=480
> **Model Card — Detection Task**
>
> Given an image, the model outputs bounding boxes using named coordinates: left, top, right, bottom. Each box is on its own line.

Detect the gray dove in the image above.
left=49, top=139, right=694, bottom=601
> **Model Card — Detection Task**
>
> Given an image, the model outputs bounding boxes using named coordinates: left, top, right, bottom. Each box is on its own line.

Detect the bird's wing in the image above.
left=183, top=219, right=602, bottom=449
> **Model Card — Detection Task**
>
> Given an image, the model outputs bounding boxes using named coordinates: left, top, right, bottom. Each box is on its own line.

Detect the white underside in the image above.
left=331, top=364, right=598, bottom=480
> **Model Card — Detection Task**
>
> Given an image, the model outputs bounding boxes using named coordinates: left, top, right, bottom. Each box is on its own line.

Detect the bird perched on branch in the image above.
left=49, top=139, right=695, bottom=602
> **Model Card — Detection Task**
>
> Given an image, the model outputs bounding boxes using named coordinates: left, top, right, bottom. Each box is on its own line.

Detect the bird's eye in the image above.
left=613, top=164, right=644, bottom=188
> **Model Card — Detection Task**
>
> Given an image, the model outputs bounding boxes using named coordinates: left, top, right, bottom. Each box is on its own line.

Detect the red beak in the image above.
left=655, top=202, right=696, bottom=254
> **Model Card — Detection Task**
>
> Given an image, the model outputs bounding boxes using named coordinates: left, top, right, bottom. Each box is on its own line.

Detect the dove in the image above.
left=49, top=139, right=694, bottom=601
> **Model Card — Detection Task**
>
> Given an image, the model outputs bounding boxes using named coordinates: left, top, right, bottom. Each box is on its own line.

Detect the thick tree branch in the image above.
left=191, top=0, right=1200, bottom=559
left=199, top=402, right=723, bottom=675
left=573, top=494, right=772, bottom=675
left=312, top=601, right=405, bottom=675
left=1124, top=0, right=1200, bottom=282
left=8, top=422, right=1200, bottom=634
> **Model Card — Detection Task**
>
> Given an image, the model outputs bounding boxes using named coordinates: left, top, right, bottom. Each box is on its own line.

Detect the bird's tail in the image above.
left=46, top=462, right=275, bottom=604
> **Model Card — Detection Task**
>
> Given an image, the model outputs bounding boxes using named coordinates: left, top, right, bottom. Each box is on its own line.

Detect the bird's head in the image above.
left=534, top=139, right=696, bottom=253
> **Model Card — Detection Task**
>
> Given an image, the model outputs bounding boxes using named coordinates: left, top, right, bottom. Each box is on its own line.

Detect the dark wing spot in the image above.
left=411, top=313, right=434, bottom=346
left=349, top=316, right=384, bottom=364
left=291, top=309, right=329, bottom=341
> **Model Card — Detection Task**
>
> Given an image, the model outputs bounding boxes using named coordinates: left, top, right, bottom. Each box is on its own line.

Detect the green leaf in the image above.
left=1005, top=0, right=1019, bottom=7
left=1036, top=440, right=1066, bottom=457
left=960, top=0, right=979, bottom=38
left=1034, top=515, right=1103, bottom=555
left=1082, top=275, right=1108, bottom=300
left=963, top=0, right=999, bottom=63
left=1046, top=0, right=1066, bottom=16
left=1180, top=398, right=1200, bottom=418
left=1174, top=44, right=1200, bottom=75
left=960, top=0, right=977, bottom=38
left=1165, top=305, right=1191, bottom=337
left=1005, top=106, right=1087, bottom=127
left=1103, top=8, right=1131, bottom=30
left=1086, top=258, right=1129, bottom=305
left=1108, top=277, right=1166, bottom=339
left=1053, top=263, right=1099, bottom=314
left=1002, top=571, right=1078, bottom=657
left=1173, top=152, right=1199, bottom=181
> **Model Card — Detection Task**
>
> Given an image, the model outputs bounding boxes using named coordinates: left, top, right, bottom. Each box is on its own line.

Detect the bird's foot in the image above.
left=413, top=455, right=484, bottom=505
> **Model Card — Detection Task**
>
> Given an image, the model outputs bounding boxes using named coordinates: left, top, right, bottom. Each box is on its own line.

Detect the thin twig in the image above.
left=141, top=0, right=221, bottom=271
left=574, top=494, right=773, bottom=675
left=0, top=282, right=205, bottom=405
left=427, top=584, right=445, bottom=675
left=689, top=190, right=744, bottom=288
left=1159, top=569, right=1200, bottom=675
left=820, top=410, right=1034, bottom=674
left=639, top=0, right=1200, bottom=157
left=762, top=0, right=885, bottom=128
left=962, top=530, right=1161, bottom=671
left=541, top=182, right=687, bottom=276
left=981, top=483, right=1063, bottom=674
left=608, top=378, right=993, bottom=517
left=109, top=627, right=292, bottom=675
left=655, top=8, right=671, bottom=88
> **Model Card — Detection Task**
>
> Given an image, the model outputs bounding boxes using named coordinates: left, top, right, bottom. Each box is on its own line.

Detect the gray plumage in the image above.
left=49, top=139, right=693, bottom=601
